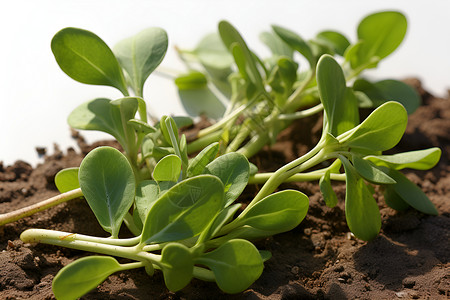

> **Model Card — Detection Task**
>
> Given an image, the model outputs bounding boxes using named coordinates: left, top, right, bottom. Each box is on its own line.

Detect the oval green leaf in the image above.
left=317, top=55, right=359, bottom=136
left=353, top=11, right=407, bottom=68
left=319, top=170, right=338, bottom=208
left=161, top=243, right=193, bottom=292
left=187, top=142, right=220, bottom=177
left=205, top=152, right=250, bottom=207
left=193, top=32, right=234, bottom=79
left=219, top=21, right=264, bottom=91
left=381, top=167, right=438, bottom=215
left=55, top=167, right=79, bottom=193
left=68, top=97, right=138, bottom=148
left=152, top=154, right=182, bottom=182
left=339, top=101, right=407, bottom=151
left=272, top=25, right=315, bottom=67
left=79, top=146, right=135, bottom=237
left=52, top=256, right=122, bottom=300
left=175, top=71, right=208, bottom=90
left=141, top=175, right=224, bottom=244
left=114, top=27, right=168, bottom=96
left=341, top=156, right=381, bottom=241
left=316, top=30, right=350, bottom=56
left=383, top=184, right=410, bottom=211
left=353, top=79, right=420, bottom=114
left=195, top=239, right=263, bottom=294
left=238, top=190, right=309, bottom=233
left=51, top=27, right=128, bottom=95
left=134, top=180, right=159, bottom=226
left=366, top=148, right=441, bottom=171
left=353, top=155, right=396, bottom=184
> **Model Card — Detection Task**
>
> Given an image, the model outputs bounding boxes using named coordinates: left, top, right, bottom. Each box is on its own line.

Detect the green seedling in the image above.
left=242, top=55, right=440, bottom=241
left=0, top=10, right=441, bottom=298
left=177, top=11, right=420, bottom=157
left=21, top=137, right=309, bottom=298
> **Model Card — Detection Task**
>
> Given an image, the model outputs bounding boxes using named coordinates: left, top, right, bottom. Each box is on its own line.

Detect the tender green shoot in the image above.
left=21, top=145, right=309, bottom=297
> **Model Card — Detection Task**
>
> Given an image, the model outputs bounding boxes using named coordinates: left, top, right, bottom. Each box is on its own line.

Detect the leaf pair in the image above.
left=52, top=27, right=168, bottom=97
left=346, top=11, right=407, bottom=70
left=317, top=54, right=408, bottom=152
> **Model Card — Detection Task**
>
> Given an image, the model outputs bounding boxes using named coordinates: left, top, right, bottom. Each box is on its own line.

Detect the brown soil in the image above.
left=1, top=79, right=449, bottom=299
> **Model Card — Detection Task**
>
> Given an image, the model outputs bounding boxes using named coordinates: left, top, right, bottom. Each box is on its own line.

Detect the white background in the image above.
left=1, top=0, right=449, bottom=166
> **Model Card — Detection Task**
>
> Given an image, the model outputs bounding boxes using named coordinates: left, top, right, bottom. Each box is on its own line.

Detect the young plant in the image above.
left=177, top=11, right=420, bottom=158
left=243, top=55, right=440, bottom=240
left=20, top=119, right=310, bottom=298
left=51, top=26, right=170, bottom=180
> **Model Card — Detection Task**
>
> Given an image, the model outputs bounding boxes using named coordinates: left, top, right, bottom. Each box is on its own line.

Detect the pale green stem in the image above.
left=20, top=228, right=161, bottom=264
left=248, top=169, right=346, bottom=184
left=19, top=229, right=141, bottom=246
left=123, top=213, right=142, bottom=236
left=0, top=188, right=83, bottom=226
left=278, top=103, right=324, bottom=121
left=225, top=120, right=251, bottom=153
left=197, top=103, right=247, bottom=138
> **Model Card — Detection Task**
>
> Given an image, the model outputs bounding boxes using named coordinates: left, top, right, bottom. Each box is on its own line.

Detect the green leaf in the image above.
left=178, top=88, right=226, bottom=119
left=68, top=97, right=138, bottom=148
left=352, top=11, right=407, bottom=69
left=53, top=256, right=123, bottom=300
left=187, top=142, right=220, bottom=177
left=141, top=175, right=224, bottom=244
left=383, top=184, right=410, bottom=211
left=353, top=79, right=421, bottom=114
left=160, top=243, right=193, bottom=292
left=127, top=119, right=156, bottom=135
left=317, top=55, right=359, bottom=136
left=51, top=27, right=128, bottom=95
left=276, top=57, right=299, bottom=91
left=195, top=239, right=264, bottom=294
left=352, top=156, right=396, bottom=184
left=381, top=168, right=438, bottom=215
left=339, top=101, right=407, bottom=151
left=341, top=156, right=381, bottom=241
left=193, top=32, right=234, bottom=78
left=366, top=148, right=441, bottom=171
left=114, top=27, right=168, bottom=96
left=260, top=30, right=293, bottom=69
left=272, top=25, right=315, bottom=67
left=79, top=146, right=135, bottom=237
left=134, top=180, right=159, bottom=226
left=175, top=71, right=208, bottom=90
left=319, top=170, right=338, bottom=208
left=159, top=116, right=180, bottom=148
left=205, top=152, right=250, bottom=206
left=316, top=30, right=350, bottom=56
left=219, top=21, right=264, bottom=91
left=55, top=167, right=79, bottom=193
left=237, top=190, right=309, bottom=234
left=152, top=154, right=182, bottom=182
left=172, top=116, right=194, bottom=129
left=198, top=203, right=241, bottom=243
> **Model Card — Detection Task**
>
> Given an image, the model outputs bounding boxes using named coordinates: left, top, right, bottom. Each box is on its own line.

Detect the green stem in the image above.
left=278, top=103, right=324, bottom=121
left=248, top=169, right=345, bottom=184
left=20, top=228, right=161, bottom=264
left=123, top=213, right=142, bottom=236
left=248, top=141, right=326, bottom=206
left=225, top=121, right=251, bottom=153
left=197, top=103, right=247, bottom=138
left=0, top=188, right=83, bottom=226
left=192, top=266, right=215, bottom=282
left=119, top=261, right=146, bottom=271
left=20, top=229, right=141, bottom=246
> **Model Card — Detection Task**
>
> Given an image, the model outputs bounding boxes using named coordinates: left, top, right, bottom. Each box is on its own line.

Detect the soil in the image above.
left=1, top=78, right=449, bottom=300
